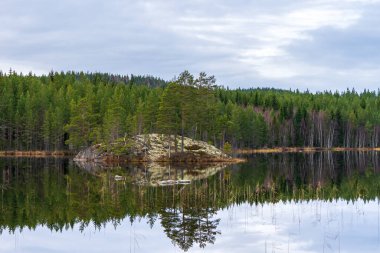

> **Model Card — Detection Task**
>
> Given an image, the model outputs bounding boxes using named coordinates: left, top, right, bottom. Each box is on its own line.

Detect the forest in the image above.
left=1, top=70, right=380, bottom=151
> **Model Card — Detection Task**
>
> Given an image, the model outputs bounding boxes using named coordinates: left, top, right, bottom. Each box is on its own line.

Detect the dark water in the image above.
left=1, top=152, right=380, bottom=252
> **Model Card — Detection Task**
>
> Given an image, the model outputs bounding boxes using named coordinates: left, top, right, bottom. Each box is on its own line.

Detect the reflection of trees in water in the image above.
left=0, top=153, right=380, bottom=250
left=160, top=207, right=220, bottom=251
left=244, top=151, right=380, bottom=201
left=0, top=158, right=224, bottom=250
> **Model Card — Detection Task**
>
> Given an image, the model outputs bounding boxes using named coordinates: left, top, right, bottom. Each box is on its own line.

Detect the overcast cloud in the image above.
left=1, top=0, right=380, bottom=91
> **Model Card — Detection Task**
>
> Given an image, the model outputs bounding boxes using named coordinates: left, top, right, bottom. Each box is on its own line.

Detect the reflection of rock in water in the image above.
left=137, top=163, right=228, bottom=186
left=74, top=161, right=228, bottom=186
left=73, top=160, right=107, bottom=175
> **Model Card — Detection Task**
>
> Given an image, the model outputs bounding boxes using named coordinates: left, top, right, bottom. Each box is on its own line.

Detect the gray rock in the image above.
left=74, top=134, right=231, bottom=163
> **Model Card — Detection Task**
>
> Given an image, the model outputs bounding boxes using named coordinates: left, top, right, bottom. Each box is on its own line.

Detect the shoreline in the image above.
left=0, top=150, right=245, bottom=163
left=0, top=150, right=75, bottom=157
left=2, top=147, right=380, bottom=158
left=235, top=147, right=380, bottom=154
left=76, top=155, right=246, bottom=164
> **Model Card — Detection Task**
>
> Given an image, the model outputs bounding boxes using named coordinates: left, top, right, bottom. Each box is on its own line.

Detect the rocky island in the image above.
left=74, top=134, right=241, bottom=164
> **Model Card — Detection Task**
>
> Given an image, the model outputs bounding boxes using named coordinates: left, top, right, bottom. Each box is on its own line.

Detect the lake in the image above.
left=0, top=152, right=379, bottom=252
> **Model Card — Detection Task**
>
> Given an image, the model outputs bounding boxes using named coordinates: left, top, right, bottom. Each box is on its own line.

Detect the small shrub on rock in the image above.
left=223, top=142, right=232, bottom=153
left=185, top=144, right=202, bottom=151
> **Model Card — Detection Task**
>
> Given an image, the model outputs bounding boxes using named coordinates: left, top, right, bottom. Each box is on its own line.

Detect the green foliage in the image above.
left=101, top=138, right=135, bottom=155
left=2, top=70, right=380, bottom=150
left=223, top=142, right=232, bottom=152
left=64, top=98, right=97, bottom=148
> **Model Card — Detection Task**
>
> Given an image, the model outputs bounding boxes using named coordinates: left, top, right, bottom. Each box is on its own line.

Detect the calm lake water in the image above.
left=0, top=152, right=380, bottom=252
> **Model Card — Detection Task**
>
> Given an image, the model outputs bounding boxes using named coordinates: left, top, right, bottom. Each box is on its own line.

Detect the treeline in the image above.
left=1, top=70, right=380, bottom=150
left=0, top=71, right=167, bottom=150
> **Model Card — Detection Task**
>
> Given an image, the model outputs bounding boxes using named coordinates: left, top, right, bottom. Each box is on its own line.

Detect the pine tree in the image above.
left=64, top=98, right=96, bottom=149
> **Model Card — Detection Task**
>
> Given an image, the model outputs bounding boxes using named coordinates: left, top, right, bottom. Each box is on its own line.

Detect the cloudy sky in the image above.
left=1, top=0, right=380, bottom=91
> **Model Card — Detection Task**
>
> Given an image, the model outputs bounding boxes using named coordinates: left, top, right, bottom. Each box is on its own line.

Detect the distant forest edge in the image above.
left=1, top=70, right=380, bottom=151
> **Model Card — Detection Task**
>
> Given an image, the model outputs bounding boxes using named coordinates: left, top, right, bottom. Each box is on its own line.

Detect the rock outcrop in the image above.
left=74, top=134, right=236, bottom=163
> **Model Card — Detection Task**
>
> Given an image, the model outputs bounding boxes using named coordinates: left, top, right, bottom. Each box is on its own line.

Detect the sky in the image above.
left=1, top=0, right=380, bottom=91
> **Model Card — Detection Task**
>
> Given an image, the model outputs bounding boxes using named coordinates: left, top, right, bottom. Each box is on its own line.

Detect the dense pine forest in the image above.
left=1, top=70, right=380, bottom=151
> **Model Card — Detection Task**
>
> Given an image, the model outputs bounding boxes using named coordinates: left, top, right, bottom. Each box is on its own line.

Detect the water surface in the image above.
left=0, top=152, right=379, bottom=252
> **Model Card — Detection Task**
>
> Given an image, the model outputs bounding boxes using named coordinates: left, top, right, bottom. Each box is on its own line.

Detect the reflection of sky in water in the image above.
left=1, top=199, right=379, bottom=253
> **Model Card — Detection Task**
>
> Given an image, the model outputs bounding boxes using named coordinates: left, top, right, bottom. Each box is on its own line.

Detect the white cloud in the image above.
left=0, top=0, right=379, bottom=90
left=189, top=7, right=359, bottom=76
left=132, top=1, right=365, bottom=83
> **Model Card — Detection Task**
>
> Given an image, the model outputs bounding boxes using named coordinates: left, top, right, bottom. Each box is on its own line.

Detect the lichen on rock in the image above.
left=74, top=134, right=234, bottom=163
